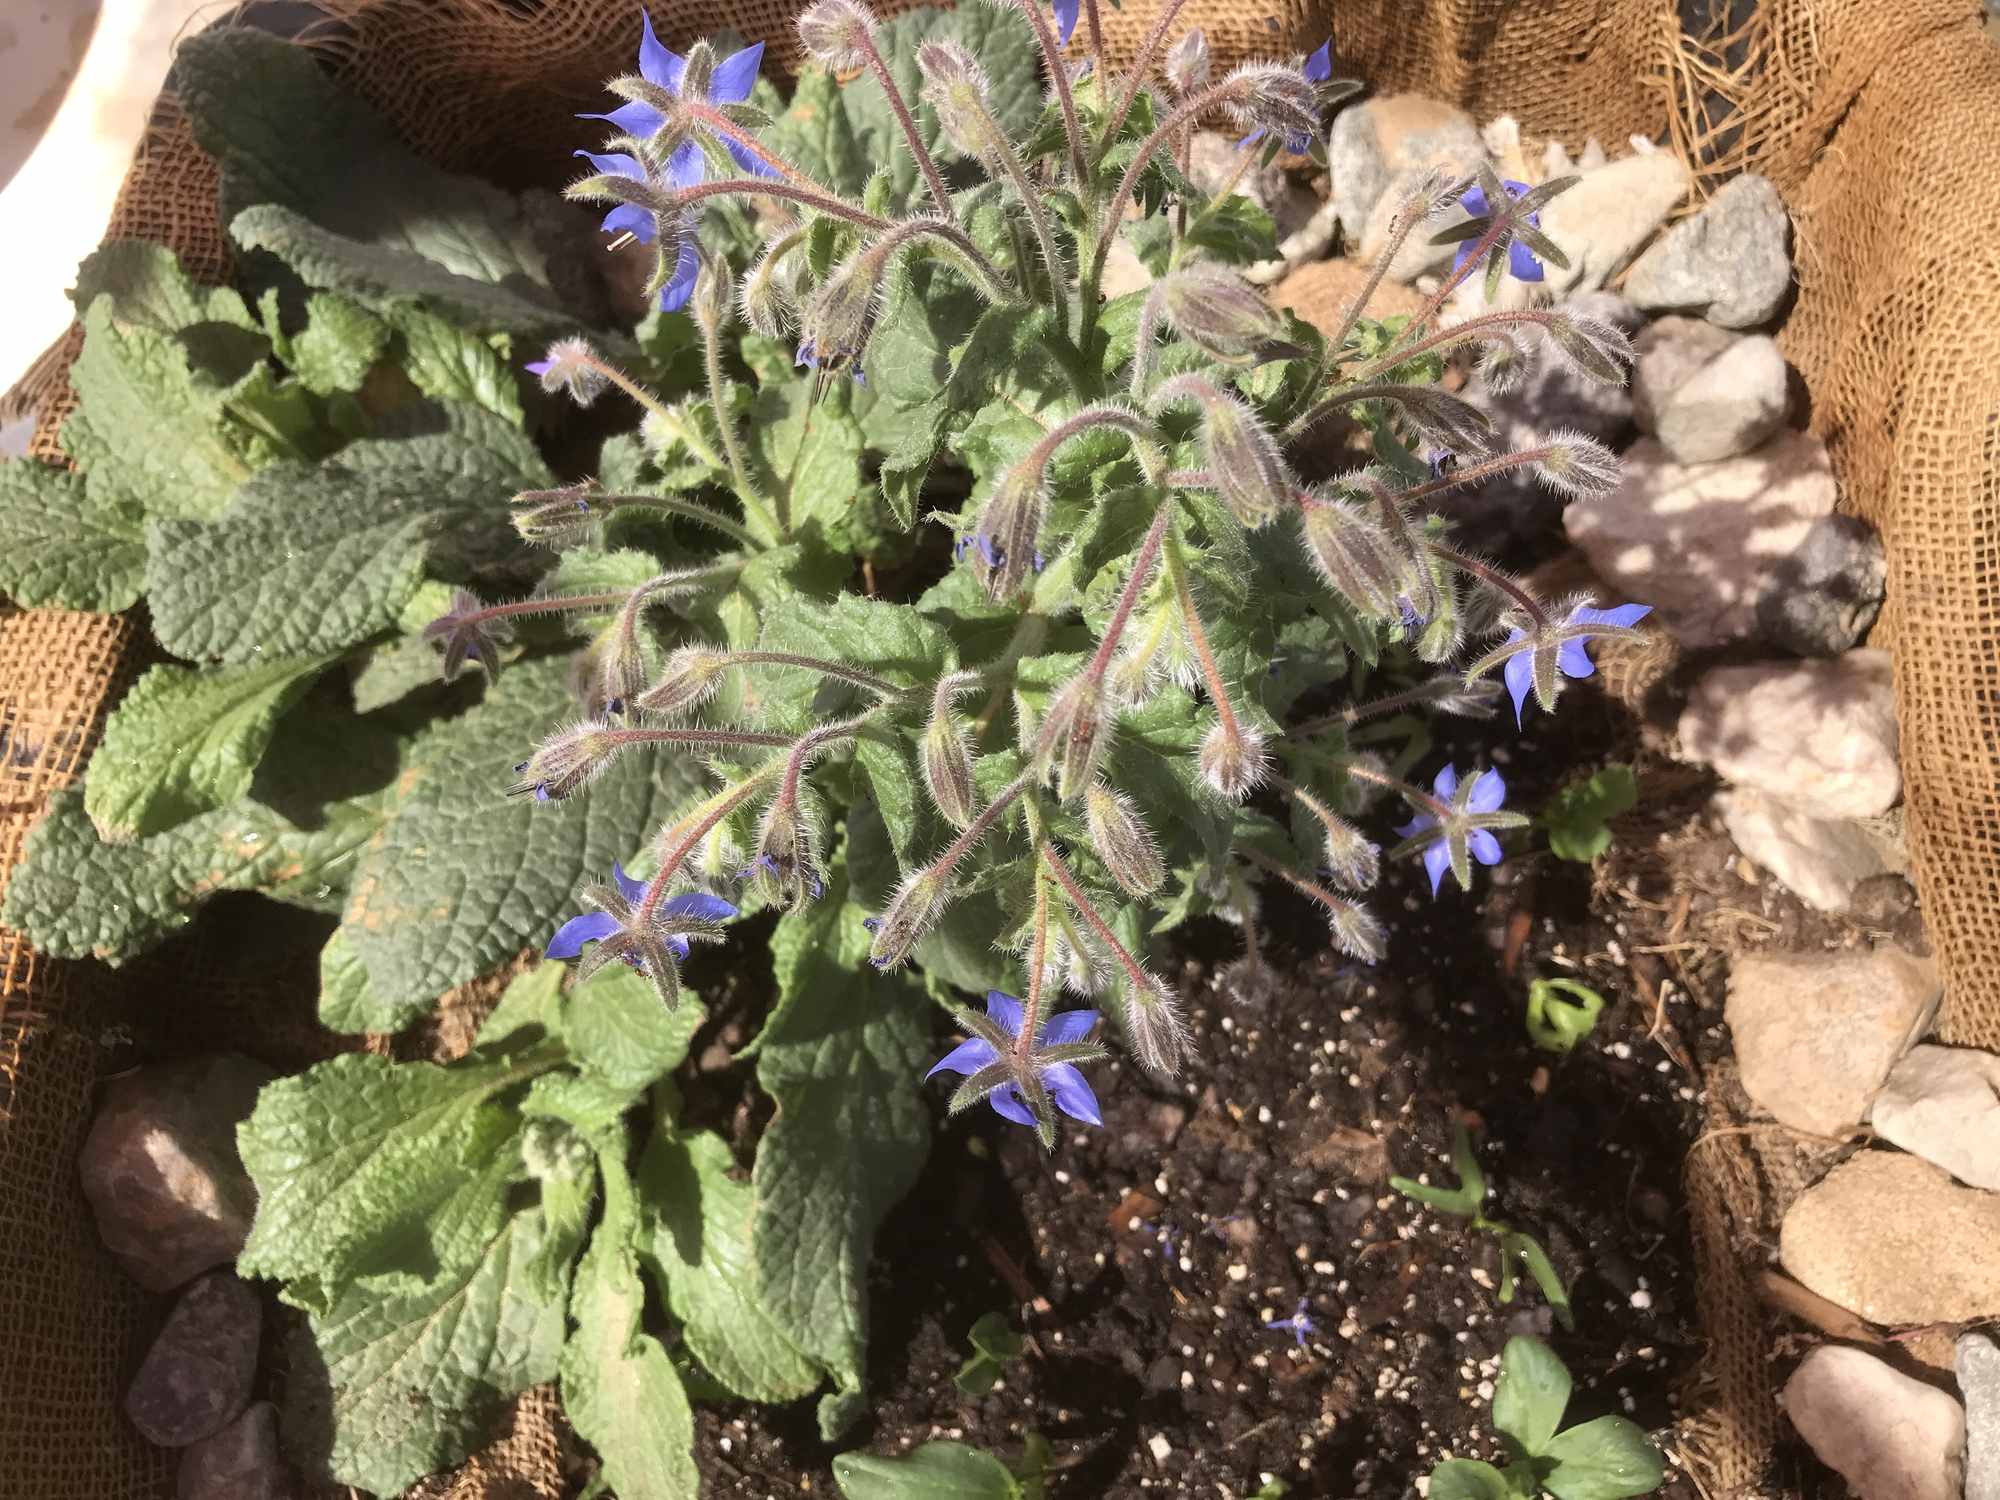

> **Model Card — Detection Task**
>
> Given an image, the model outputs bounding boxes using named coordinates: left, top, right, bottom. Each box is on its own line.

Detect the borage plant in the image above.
left=0, top=0, right=1652, bottom=1490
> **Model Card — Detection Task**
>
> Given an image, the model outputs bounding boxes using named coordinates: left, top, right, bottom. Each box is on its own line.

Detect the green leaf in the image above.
left=1524, top=978, right=1606, bottom=1056
left=1427, top=1459, right=1519, bottom=1500
left=1494, top=1336, right=1573, bottom=1457
left=561, top=1151, right=700, bottom=1500
left=348, top=633, right=451, bottom=715
left=84, top=657, right=331, bottom=841
left=289, top=294, right=390, bottom=395
left=341, top=659, right=709, bottom=1006
left=236, top=1047, right=557, bottom=1305
left=753, top=864, right=932, bottom=1438
left=72, top=239, right=258, bottom=334
left=475, top=962, right=570, bottom=1053
left=387, top=305, right=525, bottom=425
left=1540, top=763, right=1637, bottom=863
left=638, top=1127, right=821, bottom=1403
left=317, top=926, right=433, bottom=1034
left=1389, top=1122, right=1486, bottom=1217
left=289, top=1165, right=570, bottom=1494
left=1127, top=193, right=1278, bottom=275
left=954, top=1311, right=1025, bottom=1396
left=0, top=460, right=147, bottom=610
left=754, top=590, right=952, bottom=731
left=746, top=346, right=866, bottom=539
left=564, top=964, right=707, bottom=1092
left=1542, top=1417, right=1666, bottom=1500
left=834, top=1441, right=1019, bottom=1500
left=1501, top=1229, right=1576, bottom=1333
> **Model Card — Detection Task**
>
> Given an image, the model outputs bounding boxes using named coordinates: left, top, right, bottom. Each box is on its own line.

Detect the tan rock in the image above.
left=1782, top=1152, right=2000, bottom=1325
left=1872, top=1045, right=2000, bottom=1191
left=1726, top=947, right=1938, bottom=1135
left=1269, top=257, right=1423, bottom=338
left=1782, top=1345, right=1965, bottom=1500
left=1327, top=95, right=1486, bottom=245
left=1539, top=150, right=1690, bottom=293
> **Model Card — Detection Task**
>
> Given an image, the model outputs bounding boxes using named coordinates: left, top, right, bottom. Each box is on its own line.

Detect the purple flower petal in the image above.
left=600, top=203, right=656, bottom=243
left=1556, top=637, right=1598, bottom=680
left=1038, top=1009, right=1100, bottom=1046
left=664, top=891, right=740, bottom=923
left=525, top=358, right=553, bottom=376
left=1043, top=1063, right=1102, bottom=1126
left=1468, top=828, right=1503, bottom=866
left=989, top=1085, right=1038, bottom=1127
left=709, top=41, right=764, bottom=103
left=1431, top=764, right=1461, bottom=803
left=578, top=100, right=666, bottom=137
left=638, top=9, right=686, bottom=92
left=1395, top=813, right=1437, bottom=840
left=985, top=989, right=1026, bottom=1038
left=612, top=862, right=646, bottom=901
left=1421, top=840, right=1452, bottom=897
left=1502, top=634, right=1534, bottom=727
left=574, top=148, right=646, bottom=180
left=665, top=137, right=705, bottom=191
left=658, top=238, right=699, bottom=312
left=927, top=1036, right=1001, bottom=1080
left=1303, top=39, right=1333, bottom=82
left=1052, top=0, right=1080, bottom=45
left=1571, top=602, right=1653, bottom=631
left=1468, top=768, right=1507, bottom=814
left=547, top=910, right=620, bottom=959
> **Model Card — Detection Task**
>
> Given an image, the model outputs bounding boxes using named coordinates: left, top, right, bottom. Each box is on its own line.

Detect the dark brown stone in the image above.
left=177, top=1401, right=288, bottom=1500
left=79, top=1053, right=276, bottom=1291
left=126, top=1272, right=262, bottom=1447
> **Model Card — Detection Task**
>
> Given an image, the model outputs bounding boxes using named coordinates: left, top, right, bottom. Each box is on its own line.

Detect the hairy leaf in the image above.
left=288, top=294, right=390, bottom=395
left=833, top=1441, right=1020, bottom=1500
left=564, top=964, right=707, bottom=1092
left=387, top=305, right=525, bottom=425
left=316, top=926, right=433, bottom=1034
left=0, top=460, right=146, bottom=611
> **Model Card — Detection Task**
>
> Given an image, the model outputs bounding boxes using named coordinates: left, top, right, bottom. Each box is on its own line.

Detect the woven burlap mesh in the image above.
left=4, top=1, right=1994, bottom=1495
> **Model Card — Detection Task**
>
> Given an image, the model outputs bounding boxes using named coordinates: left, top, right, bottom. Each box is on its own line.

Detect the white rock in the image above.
left=1680, top=650, right=1901, bottom=818
left=1538, top=152, right=1690, bottom=294
left=1958, top=1334, right=2000, bottom=1500
left=1782, top=1345, right=1965, bottom=1500
left=1872, top=1045, right=2000, bottom=1191
left=1327, top=95, right=1487, bottom=246
left=1632, top=318, right=1790, bottom=464
left=1726, top=947, right=1939, bottom=1136
left=1717, top=789, right=1907, bottom=912
left=1783, top=1152, right=2000, bottom=1325
left=1624, top=173, right=1792, bottom=328
left=1567, top=429, right=1837, bottom=647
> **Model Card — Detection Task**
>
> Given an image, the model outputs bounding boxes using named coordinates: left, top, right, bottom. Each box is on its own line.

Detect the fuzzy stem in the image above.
left=984, top=131, right=1072, bottom=334
left=1289, top=677, right=1468, bottom=737
left=1372, top=211, right=1517, bottom=362
left=1081, top=0, right=1105, bottom=77
left=675, top=178, right=887, bottom=231
left=1086, top=78, right=1243, bottom=306
left=1081, top=502, right=1173, bottom=685
left=1011, top=0, right=1090, bottom=185
left=699, top=316, right=779, bottom=537
left=602, top=725, right=795, bottom=752
left=1097, top=0, right=1193, bottom=156
left=678, top=99, right=836, bottom=193
left=1029, top=405, right=1167, bottom=488
left=1334, top=757, right=1454, bottom=823
left=1425, top=541, right=1550, bottom=627
left=1162, top=534, right=1240, bottom=737
left=719, top=651, right=905, bottom=698
left=1039, top=840, right=1155, bottom=994
left=455, top=591, right=632, bottom=625
left=1238, top=843, right=1348, bottom=913
left=1337, top=308, right=1561, bottom=390
left=852, top=28, right=954, bottom=216
left=1129, top=281, right=1167, bottom=402
left=592, top=493, right=760, bottom=548
left=1015, top=865, right=1054, bottom=1062
left=575, top=354, right=675, bottom=423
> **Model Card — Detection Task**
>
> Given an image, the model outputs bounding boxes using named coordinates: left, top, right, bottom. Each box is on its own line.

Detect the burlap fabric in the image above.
left=3, top=2, right=1995, bottom=1496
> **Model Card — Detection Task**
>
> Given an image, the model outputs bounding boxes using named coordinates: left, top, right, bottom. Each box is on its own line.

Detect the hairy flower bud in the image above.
left=741, top=230, right=804, bottom=339
left=510, top=482, right=606, bottom=551
left=1202, top=398, right=1292, bottom=529
left=1310, top=804, right=1380, bottom=891
left=1222, top=62, right=1320, bottom=149
left=1543, top=314, right=1634, bottom=385
left=1122, top=972, right=1192, bottom=1078
left=1164, top=27, right=1211, bottom=94
left=797, top=0, right=876, bottom=70
left=868, top=868, right=955, bottom=969
left=1037, top=673, right=1111, bottom=801
left=1328, top=898, right=1388, bottom=963
left=1158, top=266, right=1293, bottom=366
left=1298, top=499, right=1411, bottom=620
left=691, top=244, right=733, bottom=331
left=747, top=789, right=824, bottom=909
left=917, top=41, right=1004, bottom=160
left=636, top=645, right=731, bottom=719
left=1198, top=720, right=1269, bottom=801
left=1532, top=430, right=1621, bottom=500
left=526, top=338, right=609, bottom=407
left=508, top=720, right=624, bottom=802
left=1085, top=782, right=1166, bottom=897
left=797, top=245, right=883, bottom=383
left=964, top=463, right=1046, bottom=602
left=921, top=701, right=978, bottom=830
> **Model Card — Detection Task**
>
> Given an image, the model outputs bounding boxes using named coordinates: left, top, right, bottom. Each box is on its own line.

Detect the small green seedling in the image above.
left=1525, top=978, right=1606, bottom=1055
left=835, top=1435, right=1049, bottom=1500
left=1390, top=1122, right=1575, bottom=1330
left=954, top=1310, right=1027, bottom=1396
left=1539, top=764, right=1637, bottom=863
left=1428, top=1335, right=1665, bottom=1500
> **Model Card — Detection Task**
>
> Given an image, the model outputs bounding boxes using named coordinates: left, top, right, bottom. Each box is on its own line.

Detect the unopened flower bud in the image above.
left=1298, top=499, right=1410, bottom=619
left=1164, top=27, right=1211, bottom=94
left=963, top=463, right=1046, bottom=602
left=796, top=246, right=882, bottom=383
left=1543, top=313, right=1634, bottom=385
left=1158, top=266, right=1290, bottom=366
left=917, top=41, right=1003, bottom=160
left=1200, top=395, right=1291, bottom=529
left=1084, top=782, right=1165, bottom=897
left=1037, top=673, right=1111, bottom=801
left=691, top=244, right=733, bottom=331
left=637, top=645, right=731, bottom=719
left=510, top=482, right=605, bottom=550
left=747, top=791, right=824, bottom=909
left=1122, top=973, right=1192, bottom=1077
left=868, top=868, right=955, bottom=969
left=922, top=707, right=977, bottom=830
left=1328, top=898, right=1387, bottom=963
left=741, top=230, right=804, bottom=339
left=1533, top=429, right=1621, bottom=500
left=1316, top=810, right=1380, bottom=891
left=526, top=338, right=609, bottom=407
left=508, top=720, right=623, bottom=802
left=1476, top=335, right=1528, bottom=395
left=1222, top=62, right=1320, bottom=149
left=797, top=0, right=876, bottom=70
left=1198, top=720, right=1268, bottom=801
left=1048, top=914, right=1106, bottom=995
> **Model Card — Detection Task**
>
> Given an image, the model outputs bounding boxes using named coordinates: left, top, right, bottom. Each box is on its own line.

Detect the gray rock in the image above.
left=1539, top=150, right=1690, bottom=293
left=1186, top=131, right=1321, bottom=244
left=178, top=1402, right=287, bottom=1500
left=1565, top=430, right=1838, bottom=648
left=1717, top=788, right=1908, bottom=912
left=1782, top=1152, right=2000, bottom=1325
left=126, top=1272, right=262, bottom=1447
left=1624, top=173, right=1792, bottom=328
left=79, top=1053, right=277, bottom=1292
left=1872, top=1045, right=2000, bottom=1191
left=1754, top=513, right=1887, bottom=657
left=1782, top=1345, right=1965, bottom=1500
left=1680, top=650, right=1901, bottom=818
left=1726, top=946, right=1939, bottom=1135
left=1958, top=1334, right=2000, bottom=1500
left=1632, top=318, right=1790, bottom=463
left=1328, top=94, right=1486, bottom=247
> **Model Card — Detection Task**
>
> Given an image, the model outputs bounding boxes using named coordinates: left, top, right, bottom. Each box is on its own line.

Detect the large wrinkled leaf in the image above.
left=386, top=305, right=525, bottom=425
left=340, top=659, right=710, bottom=1009
left=0, top=460, right=146, bottom=611
left=752, top=865, right=932, bottom=1438
left=563, top=964, right=707, bottom=1092
left=84, top=657, right=333, bottom=840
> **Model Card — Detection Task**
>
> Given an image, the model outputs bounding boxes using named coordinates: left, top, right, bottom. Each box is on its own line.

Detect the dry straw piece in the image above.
left=3, top=2, right=1996, bottom=1496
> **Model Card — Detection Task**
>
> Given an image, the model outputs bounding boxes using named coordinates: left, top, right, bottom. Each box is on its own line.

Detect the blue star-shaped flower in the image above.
left=1396, top=765, right=1509, bottom=897
left=1454, top=179, right=1545, bottom=283
left=1499, top=602, right=1653, bottom=727
left=926, top=990, right=1103, bottom=1130
left=1266, top=1299, right=1317, bottom=1348
left=547, top=862, right=738, bottom=964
